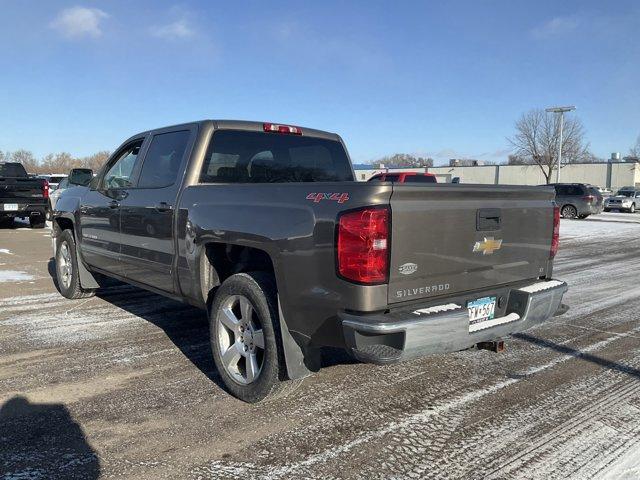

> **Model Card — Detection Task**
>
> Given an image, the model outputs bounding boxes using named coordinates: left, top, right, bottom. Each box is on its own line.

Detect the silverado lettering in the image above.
left=396, top=284, right=451, bottom=298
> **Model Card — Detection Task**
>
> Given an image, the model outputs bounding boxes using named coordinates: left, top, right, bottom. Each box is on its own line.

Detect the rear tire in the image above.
left=561, top=205, right=578, bottom=219
left=29, top=213, right=46, bottom=229
left=209, top=272, right=291, bottom=403
left=55, top=229, right=95, bottom=299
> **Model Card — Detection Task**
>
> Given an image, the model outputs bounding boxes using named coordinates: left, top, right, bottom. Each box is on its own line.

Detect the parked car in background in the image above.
left=52, top=120, right=567, bottom=403
left=604, top=187, right=640, bottom=213
left=368, top=172, right=437, bottom=183
left=0, top=162, right=49, bottom=228
left=38, top=174, right=68, bottom=191
left=48, top=168, right=95, bottom=219
left=48, top=177, right=69, bottom=215
left=595, top=186, right=613, bottom=198
left=548, top=183, right=604, bottom=219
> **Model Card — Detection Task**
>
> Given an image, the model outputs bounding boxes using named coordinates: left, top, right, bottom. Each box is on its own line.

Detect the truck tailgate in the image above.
left=388, top=184, right=555, bottom=304
left=0, top=178, right=45, bottom=202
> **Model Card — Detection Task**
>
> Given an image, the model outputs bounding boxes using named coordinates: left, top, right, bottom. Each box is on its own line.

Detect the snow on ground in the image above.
left=600, top=444, right=640, bottom=480
left=560, top=213, right=640, bottom=242
left=0, top=249, right=12, bottom=255
left=0, top=270, right=34, bottom=283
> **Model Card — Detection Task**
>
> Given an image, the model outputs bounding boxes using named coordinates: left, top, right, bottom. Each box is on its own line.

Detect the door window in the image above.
left=137, top=130, right=191, bottom=188
left=103, top=141, right=143, bottom=190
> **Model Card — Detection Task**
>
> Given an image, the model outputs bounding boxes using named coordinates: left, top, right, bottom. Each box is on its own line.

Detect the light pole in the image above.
left=545, top=106, right=576, bottom=183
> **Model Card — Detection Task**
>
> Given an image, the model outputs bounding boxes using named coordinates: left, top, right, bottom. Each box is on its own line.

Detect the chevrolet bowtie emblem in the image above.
left=473, top=237, right=503, bottom=255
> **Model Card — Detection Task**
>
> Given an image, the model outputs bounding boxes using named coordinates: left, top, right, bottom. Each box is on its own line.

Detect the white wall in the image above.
left=416, top=163, right=640, bottom=191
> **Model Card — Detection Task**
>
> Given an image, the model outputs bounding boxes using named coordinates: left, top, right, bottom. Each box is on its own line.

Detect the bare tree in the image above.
left=629, top=135, right=640, bottom=159
left=12, top=150, right=40, bottom=173
left=508, top=109, right=591, bottom=183
left=79, top=151, right=110, bottom=171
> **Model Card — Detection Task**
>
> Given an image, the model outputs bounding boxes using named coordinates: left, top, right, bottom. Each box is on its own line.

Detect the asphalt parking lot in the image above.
left=1, top=212, right=640, bottom=479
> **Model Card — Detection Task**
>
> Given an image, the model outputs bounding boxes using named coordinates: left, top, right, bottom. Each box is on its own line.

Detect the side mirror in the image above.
left=68, top=168, right=94, bottom=186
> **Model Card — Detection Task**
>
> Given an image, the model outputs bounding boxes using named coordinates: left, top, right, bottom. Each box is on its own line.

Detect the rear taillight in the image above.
left=263, top=123, right=302, bottom=135
left=43, top=181, right=49, bottom=199
left=582, top=194, right=595, bottom=203
left=550, top=205, right=560, bottom=258
left=337, top=207, right=390, bottom=284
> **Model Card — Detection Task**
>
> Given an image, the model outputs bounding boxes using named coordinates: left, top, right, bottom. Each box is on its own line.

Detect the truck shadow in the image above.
left=513, top=332, right=640, bottom=379
left=46, top=258, right=356, bottom=389
left=0, top=396, right=101, bottom=479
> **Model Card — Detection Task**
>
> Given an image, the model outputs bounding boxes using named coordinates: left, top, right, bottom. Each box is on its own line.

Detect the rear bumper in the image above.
left=0, top=203, right=47, bottom=217
left=341, top=280, right=568, bottom=364
left=581, top=204, right=603, bottom=215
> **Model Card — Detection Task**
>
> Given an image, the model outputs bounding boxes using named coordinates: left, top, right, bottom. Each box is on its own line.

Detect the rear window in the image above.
left=200, top=130, right=353, bottom=183
left=405, top=175, right=436, bottom=183
left=49, top=176, right=66, bottom=184
left=0, top=163, right=28, bottom=177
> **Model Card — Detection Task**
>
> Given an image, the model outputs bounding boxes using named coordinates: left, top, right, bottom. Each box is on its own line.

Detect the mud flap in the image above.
left=278, top=296, right=318, bottom=380
left=55, top=227, right=100, bottom=290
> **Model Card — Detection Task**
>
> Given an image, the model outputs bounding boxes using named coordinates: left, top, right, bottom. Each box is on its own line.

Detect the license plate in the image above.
left=468, top=296, right=497, bottom=330
left=3, top=204, right=18, bottom=211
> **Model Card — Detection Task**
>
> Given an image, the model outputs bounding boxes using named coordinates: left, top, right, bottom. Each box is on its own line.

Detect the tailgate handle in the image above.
left=477, top=208, right=501, bottom=231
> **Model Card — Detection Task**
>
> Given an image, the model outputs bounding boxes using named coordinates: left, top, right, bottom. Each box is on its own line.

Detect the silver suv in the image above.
left=549, top=183, right=604, bottom=219
left=604, top=187, right=640, bottom=213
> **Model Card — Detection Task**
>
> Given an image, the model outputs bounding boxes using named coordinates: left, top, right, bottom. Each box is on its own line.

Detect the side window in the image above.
left=103, top=141, right=143, bottom=190
left=555, top=185, right=567, bottom=195
left=137, top=130, right=191, bottom=189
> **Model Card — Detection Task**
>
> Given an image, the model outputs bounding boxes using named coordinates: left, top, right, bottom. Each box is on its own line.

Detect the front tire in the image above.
left=55, top=229, right=95, bottom=299
left=630, top=204, right=636, bottom=214
left=210, top=272, right=288, bottom=403
left=561, top=205, right=578, bottom=219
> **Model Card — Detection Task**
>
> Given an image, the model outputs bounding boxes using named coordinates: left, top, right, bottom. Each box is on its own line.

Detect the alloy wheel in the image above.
left=57, top=242, right=73, bottom=289
left=216, top=294, right=266, bottom=385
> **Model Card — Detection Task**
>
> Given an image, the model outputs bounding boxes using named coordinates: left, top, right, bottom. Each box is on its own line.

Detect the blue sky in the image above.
left=1, top=1, right=638, bottom=165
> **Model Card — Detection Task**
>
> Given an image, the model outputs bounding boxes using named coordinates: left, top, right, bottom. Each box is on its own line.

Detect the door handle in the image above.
left=108, top=200, right=120, bottom=209
left=476, top=208, right=501, bottom=231
left=155, top=202, right=173, bottom=213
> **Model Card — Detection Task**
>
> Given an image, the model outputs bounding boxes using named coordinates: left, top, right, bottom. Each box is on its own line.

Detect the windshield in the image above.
left=617, top=190, right=634, bottom=197
left=0, top=163, right=28, bottom=177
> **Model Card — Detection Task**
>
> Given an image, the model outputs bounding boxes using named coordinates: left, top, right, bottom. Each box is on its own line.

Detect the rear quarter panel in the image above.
left=176, top=182, right=392, bottom=346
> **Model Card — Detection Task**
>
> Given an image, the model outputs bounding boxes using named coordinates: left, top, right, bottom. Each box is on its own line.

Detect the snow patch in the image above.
left=560, top=215, right=640, bottom=242
left=600, top=443, right=640, bottom=480
left=0, top=248, right=13, bottom=255
left=0, top=270, right=34, bottom=283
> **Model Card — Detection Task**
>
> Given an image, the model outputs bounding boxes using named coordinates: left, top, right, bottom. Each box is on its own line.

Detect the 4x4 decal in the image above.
left=306, top=192, right=350, bottom=204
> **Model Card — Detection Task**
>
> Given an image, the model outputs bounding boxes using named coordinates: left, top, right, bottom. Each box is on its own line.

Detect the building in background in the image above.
left=448, top=159, right=485, bottom=167
left=353, top=162, right=640, bottom=191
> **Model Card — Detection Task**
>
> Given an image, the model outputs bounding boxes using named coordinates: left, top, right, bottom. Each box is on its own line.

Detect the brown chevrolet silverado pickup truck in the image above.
left=52, top=120, right=568, bottom=402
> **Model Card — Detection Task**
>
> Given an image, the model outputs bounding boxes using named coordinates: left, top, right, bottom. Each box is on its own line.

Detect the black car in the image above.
left=548, top=183, right=604, bottom=219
